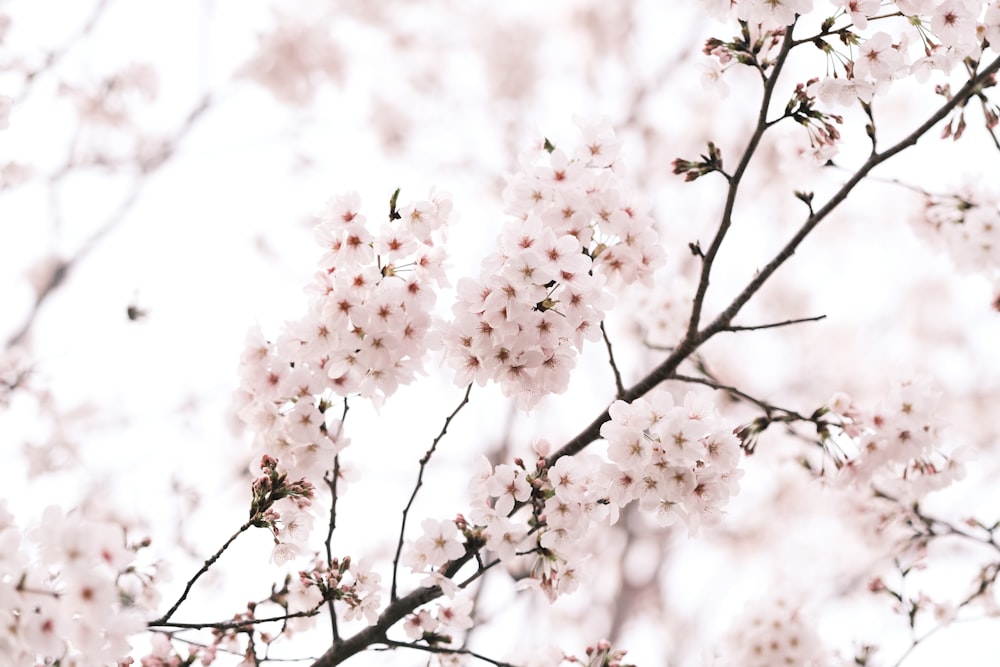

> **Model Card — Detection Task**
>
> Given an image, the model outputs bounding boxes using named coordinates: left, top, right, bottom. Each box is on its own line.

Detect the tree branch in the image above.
left=5, top=92, right=215, bottom=350
left=600, top=321, right=626, bottom=398
left=310, top=582, right=450, bottom=667
left=151, top=608, right=322, bottom=632
left=391, top=384, right=473, bottom=601
left=686, top=24, right=797, bottom=338
left=707, top=55, right=1000, bottom=335
left=306, top=43, right=1000, bottom=667
left=379, top=639, right=517, bottom=667
left=325, top=397, right=350, bottom=644
left=151, top=518, right=255, bottom=625
left=548, top=53, right=1000, bottom=467
left=720, top=314, right=826, bottom=332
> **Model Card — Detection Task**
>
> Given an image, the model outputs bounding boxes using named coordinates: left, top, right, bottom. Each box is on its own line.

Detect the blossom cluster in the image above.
left=401, top=591, right=474, bottom=647
left=461, top=449, right=618, bottom=602
left=825, top=377, right=965, bottom=498
left=424, top=390, right=742, bottom=603
left=915, top=180, right=1000, bottom=286
left=0, top=502, right=157, bottom=665
left=598, top=390, right=744, bottom=533
left=240, top=11, right=345, bottom=106
left=290, top=555, right=383, bottom=629
left=249, top=455, right=317, bottom=565
left=442, top=119, right=665, bottom=408
left=234, top=190, right=453, bottom=483
left=711, top=595, right=830, bottom=667
left=139, top=555, right=382, bottom=666
left=395, top=519, right=477, bottom=648
left=703, top=1, right=1000, bottom=110
left=704, top=0, right=999, bottom=49
left=627, top=274, right=695, bottom=349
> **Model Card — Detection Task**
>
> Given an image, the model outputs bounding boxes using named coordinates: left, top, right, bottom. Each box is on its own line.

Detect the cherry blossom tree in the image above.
left=2, top=1, right=1000, bottom=666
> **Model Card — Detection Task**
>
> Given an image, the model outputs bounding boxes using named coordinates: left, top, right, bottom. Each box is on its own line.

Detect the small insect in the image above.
left=127, top=302, right=148, bottom=321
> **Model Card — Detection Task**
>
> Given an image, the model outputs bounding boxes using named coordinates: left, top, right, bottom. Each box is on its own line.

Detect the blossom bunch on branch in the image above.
left=443, top=120, right=665, bottom=408
left=0, top=503, right=157, bottom=665
left=821, top=378, right=966, bottom=498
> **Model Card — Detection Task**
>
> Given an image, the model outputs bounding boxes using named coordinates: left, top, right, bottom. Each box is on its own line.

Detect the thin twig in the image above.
left=670, top=373, right=799, bottom=417
left=326, top=454, right=342, bottom=643
left=686, top=25, right=797, bottom=339
left=379, top=640, right=517, bottom=667
left=391, top=384, right=473, bottom=601
left=457, top=556, right=504, bottom=590
left=5, top=92, right=215, bottom=349
left=151, top=608, right=322, bottom=631
left=600, top=321, right=626, bottom=398
left=790, top=11, right=904, bottom=47
left=151, top=518, right=255, bottom=625
left=325, top=397, right=350, bottom=644
left=721, top=314, right=826, bottom=332
left=13, top=0, right=112, bottom=103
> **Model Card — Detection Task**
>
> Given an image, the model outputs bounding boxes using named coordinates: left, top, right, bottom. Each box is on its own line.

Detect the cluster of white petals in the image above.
left=826, top=377, right=965, bottom=497
left=287, top=556, right=383, bottom=631
left=402, top=518, right=466, bottom=576
left=701, top=1, right=1000, bottom=106
left=711, top=596, right=830, bottom=667
left=0, top=503, right=156, bottom=665
left=401, top=592, right=475, bottom=645
left=467, top=451, right=612, bottom=602
left=814, top=2, right=997, bottom=102
left=916, top=181, right=1000, bottom=280
left=399, top=518, right=481, bottom=645
left=464, top=390, right=742, bottom=602
left=235, top=190, right=453, bottom=488
left=443, top=119, right=665, bottom=409
left=599, top=390, right=744, bottom=534
left=736, top=0, right=815, bottom=28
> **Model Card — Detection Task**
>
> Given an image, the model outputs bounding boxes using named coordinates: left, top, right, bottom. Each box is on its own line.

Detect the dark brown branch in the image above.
left=311, top=582, right=451, bottom=667
left=456, top=555, right=505, bottom=590
left=310, top=530, right=491, bottom=667
left=600, top=321, right=626, bottom=398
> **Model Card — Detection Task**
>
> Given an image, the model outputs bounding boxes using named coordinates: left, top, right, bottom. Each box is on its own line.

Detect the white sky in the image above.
left=2, top=1, right=1000, bottom=666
